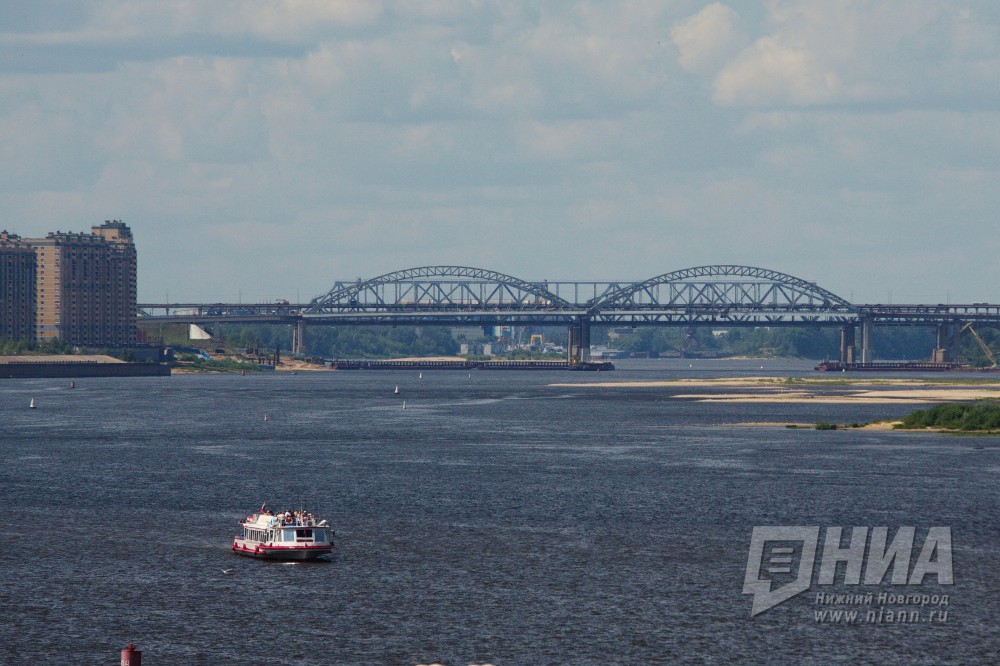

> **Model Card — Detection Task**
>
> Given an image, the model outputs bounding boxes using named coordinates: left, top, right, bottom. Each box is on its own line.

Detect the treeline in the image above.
left=590, top=325, right=944, bottom=360
left=304, top=326, right=459, bottom=359
left=146, top=323, right=461, bottom=359
left=0, top=337, right=74, bottom=355
left=897, top=401, right=1000, bottom=431
left=136, top=322, right=999, bottom=363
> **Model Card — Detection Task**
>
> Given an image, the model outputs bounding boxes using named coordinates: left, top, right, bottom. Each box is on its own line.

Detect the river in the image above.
left=1, top=359, right=996, bottom=664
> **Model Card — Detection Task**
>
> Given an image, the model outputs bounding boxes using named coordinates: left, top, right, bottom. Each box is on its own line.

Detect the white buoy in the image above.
left=29, top=398, right=35, bottom=409
left=263, top=413, right=269, bottom=422
left=402, top=400, right=407, bottom=410
left=394, top=385, right=400, bottom=394
left=418, top=372, right=422, bottom=379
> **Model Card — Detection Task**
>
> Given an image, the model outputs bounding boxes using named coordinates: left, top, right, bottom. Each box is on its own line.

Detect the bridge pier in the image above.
left=931, top=322, right=963, bottom=363
left=859, top=318, right=873, bottom=363
left=568, top=318, right=591, bottom=365
left=292, top=320, right=307, bottom=356
left=839, top=325, right=856, bottom=364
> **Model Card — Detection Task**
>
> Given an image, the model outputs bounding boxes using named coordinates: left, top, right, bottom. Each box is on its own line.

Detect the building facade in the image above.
left=0, top=231, right=37, bottom=342
left=27, top=221, right=137, bottom=347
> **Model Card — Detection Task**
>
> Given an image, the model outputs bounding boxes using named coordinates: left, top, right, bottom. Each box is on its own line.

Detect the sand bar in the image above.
left=672, top=393, right=937, bottom=404
left=732, top=421, right=904, bottom=430
left=549, top=376, right=1000, bottom=404
left=548, top=377, right=1000, bottom=389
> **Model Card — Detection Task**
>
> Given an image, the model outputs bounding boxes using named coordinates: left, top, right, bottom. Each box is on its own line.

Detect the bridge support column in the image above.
left=932, top=322, right=963, bottom=363
left=292, top=320, right=306, bottom=356
left=839, top=325, right=856, bottom=364
left=568, top=318, right=591, bottom=365
left=859, top=318, right=873, bottom=364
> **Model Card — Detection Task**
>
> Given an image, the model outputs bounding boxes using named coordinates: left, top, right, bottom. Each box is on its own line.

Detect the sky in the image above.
left=1, top=1, right=998, bottom=304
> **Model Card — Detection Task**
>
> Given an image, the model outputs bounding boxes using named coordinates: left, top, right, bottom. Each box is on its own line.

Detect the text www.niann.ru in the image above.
left=815, top=608, right=950, bottom=624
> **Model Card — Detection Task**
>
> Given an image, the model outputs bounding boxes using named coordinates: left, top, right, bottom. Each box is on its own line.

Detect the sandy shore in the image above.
left=671, top=393, right=942, bottom=404
left=549, top=377, right=1000, bottom=404
left=732, top=421, right=903, bottom=430
left=549, top=377, right=1000, bottom=389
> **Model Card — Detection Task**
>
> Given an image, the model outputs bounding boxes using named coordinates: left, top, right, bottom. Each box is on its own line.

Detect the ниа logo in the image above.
left=743, top=526, right=953, bottom=617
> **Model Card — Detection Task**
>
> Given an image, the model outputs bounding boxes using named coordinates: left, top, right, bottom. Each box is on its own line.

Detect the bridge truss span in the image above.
left=588, top=265, right=856, bottom=325
left=306, top=265, right=574, bottom=316
left=137, top=263, right=999, bottom=363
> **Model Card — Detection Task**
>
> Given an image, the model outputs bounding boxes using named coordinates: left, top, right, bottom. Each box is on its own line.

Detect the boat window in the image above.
left=314, top=529, right=327, bottom=543
left=283, top=530, right=295, bottom=542
left=296, top=529, right=312, bottom=540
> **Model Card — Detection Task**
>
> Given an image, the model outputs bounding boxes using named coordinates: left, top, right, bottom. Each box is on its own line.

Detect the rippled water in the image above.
left=1, top=360, right=997, bottom=664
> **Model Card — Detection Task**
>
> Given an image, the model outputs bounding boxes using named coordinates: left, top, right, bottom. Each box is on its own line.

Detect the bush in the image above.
left=898, top=400, right=1000, bottom=431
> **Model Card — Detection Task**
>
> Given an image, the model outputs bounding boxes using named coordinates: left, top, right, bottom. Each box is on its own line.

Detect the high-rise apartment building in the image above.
left=27, top=221, right=137, bottom=347
left=0, top=231, right=37, bottom=342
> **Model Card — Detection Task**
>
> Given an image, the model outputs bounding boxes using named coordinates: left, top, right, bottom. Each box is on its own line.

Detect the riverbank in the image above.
left=550, top=376, right=1000, bottom=404
left=0, top=355, right=170, bottom=378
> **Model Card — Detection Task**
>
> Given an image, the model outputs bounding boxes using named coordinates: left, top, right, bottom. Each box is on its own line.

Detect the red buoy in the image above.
left=121, top=643, right=142, bottom=666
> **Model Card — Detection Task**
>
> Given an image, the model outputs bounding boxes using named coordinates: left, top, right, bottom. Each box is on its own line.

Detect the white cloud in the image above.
left=706, top=1, right=1000, bottom=108
left=714, top=35, right=844, bottom=106
left=0, top=1, right=998, bottom=303
left=671, top=3, right=747, bottom=75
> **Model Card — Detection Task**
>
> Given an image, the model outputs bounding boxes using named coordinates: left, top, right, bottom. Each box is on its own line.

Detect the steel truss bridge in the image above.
left=138, top=264, right=1000, bottom=364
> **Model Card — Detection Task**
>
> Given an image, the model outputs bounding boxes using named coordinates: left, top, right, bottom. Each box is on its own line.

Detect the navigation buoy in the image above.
left=121, top=643, right=142, bottom=666
left=263, top=413, right=269, bottom=422
left=29, top=398, right=35, bottom=409
left=418, top=372, right=422, bottom=379
left=394, top=385, right=399, bottom=395
left=402, top=400, right=407, bottom=410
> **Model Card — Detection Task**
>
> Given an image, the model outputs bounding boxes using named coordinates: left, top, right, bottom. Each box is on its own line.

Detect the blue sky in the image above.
left=2, top=1, right=998, bottom=303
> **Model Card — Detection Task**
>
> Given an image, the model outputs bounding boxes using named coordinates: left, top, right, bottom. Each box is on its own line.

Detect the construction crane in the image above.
left=961, top=323, right=997, bottom=368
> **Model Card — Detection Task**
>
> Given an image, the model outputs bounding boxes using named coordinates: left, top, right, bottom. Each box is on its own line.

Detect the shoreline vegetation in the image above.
left=893, top=401, right=1000, bottom=433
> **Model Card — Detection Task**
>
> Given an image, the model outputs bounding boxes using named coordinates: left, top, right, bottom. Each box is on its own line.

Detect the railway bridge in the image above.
left=138, top=264, right=1000, bottom=364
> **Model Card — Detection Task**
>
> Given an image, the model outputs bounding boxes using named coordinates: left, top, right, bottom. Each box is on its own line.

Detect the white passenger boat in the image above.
left=232, top=504, right=335, bottom=560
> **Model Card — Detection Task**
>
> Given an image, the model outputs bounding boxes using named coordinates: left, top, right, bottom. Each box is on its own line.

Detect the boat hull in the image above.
left=232, top=541, right=333, bottom=561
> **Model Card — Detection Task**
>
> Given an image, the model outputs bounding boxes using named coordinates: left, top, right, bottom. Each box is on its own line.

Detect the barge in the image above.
left=328, top=359, right=614, bottom=371
left=815, top=361, right=962, bottom=372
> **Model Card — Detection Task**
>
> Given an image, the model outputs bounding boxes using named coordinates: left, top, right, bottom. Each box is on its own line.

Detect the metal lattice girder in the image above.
left=588, top=265, right=855, bottom=314
left=137, top=263, right=1000, bottom=330
left=306, top=266, right=573, bottom=314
